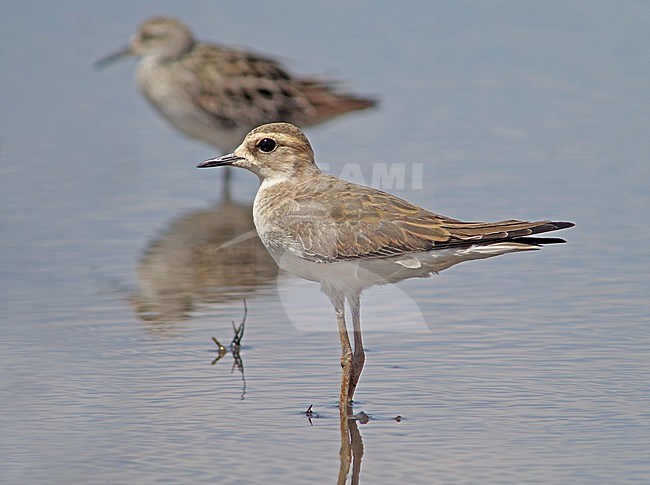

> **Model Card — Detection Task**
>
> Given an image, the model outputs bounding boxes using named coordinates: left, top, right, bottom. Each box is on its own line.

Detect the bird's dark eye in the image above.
left=257, top=138, right=277, bottom=153
left=140, top=31, right=156, bottom=41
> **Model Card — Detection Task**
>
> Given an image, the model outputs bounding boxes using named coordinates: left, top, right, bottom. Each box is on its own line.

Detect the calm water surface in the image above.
left=2, top=2, right=649, bottom=483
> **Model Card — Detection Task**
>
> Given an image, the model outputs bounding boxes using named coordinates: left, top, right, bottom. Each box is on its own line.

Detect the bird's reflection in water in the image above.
left=302, top=402, right=366, bottom=484
left=131, top=197, right=277, bottom=326
left=338, top=408, right=366, bottom=485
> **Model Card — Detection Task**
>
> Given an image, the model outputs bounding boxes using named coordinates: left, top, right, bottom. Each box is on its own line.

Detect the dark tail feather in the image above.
left=509, top=236, right=568, bottom=246
left=299, top=78, right=378, bottom=124
left=529, top=221, right=575, bottom=235
left=517, top=221, right=574, bottom=244
left=509, top=221, right=573, bottom=246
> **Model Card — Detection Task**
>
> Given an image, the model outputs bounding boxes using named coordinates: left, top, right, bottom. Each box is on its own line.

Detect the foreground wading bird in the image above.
left=96, top=16, right=376, bottom=199
left=197, top=122, right=574, bottom=411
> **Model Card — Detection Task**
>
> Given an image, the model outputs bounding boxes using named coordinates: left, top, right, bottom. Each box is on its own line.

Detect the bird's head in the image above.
left=198, top=122, right=320, bottom=182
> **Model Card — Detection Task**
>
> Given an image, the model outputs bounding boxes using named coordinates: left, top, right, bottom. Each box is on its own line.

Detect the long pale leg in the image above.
left=328, top=290, right=353, bottom=411
left=347, top=292, right=365, bottom=401
left=222, top=166, right=232, bottom=203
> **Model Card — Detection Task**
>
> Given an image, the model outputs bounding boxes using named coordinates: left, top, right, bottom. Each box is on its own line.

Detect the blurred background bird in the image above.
left=96, top=16, right=377, bottom=199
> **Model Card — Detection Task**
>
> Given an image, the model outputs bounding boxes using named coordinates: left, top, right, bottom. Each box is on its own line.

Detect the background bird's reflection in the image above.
left=131, top=197, right=278, bottom=325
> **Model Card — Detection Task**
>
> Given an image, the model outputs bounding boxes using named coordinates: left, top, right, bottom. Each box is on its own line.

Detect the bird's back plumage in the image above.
left=181, top=44, right=375, bottom=134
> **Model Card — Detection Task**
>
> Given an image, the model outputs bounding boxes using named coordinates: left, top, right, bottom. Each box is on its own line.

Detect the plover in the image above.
left=197, top=122, right=574, bottom=408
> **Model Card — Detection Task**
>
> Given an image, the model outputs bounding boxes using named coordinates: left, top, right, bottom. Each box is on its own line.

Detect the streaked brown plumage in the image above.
left=96, top=17, right=376, bottom=153
left=197, top=122, right=574, bottom=411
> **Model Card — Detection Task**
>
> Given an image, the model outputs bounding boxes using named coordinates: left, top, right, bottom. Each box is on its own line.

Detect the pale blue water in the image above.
left=1, top=1, right=649, bottom=483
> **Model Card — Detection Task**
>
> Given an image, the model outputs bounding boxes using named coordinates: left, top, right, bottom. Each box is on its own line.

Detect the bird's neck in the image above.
left=144, top=40, right=195, bottom=63
left=257, top=164, right=322, bottom=187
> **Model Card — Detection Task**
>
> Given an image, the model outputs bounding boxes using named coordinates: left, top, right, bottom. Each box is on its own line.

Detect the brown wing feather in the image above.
left=272, top=176, right=573, bottom=262
left=182, top=44, right=312, bottom=128
left=182, top=44, right=374, bottom=129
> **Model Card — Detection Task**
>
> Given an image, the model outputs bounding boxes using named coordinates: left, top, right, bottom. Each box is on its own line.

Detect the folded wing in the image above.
left=280, top=178, right=573, bottom=262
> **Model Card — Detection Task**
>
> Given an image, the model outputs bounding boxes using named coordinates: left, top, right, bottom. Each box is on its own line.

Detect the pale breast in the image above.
left=136, top=60, right=243, bottom=150
left=253, top=181, right=302, bottom=253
